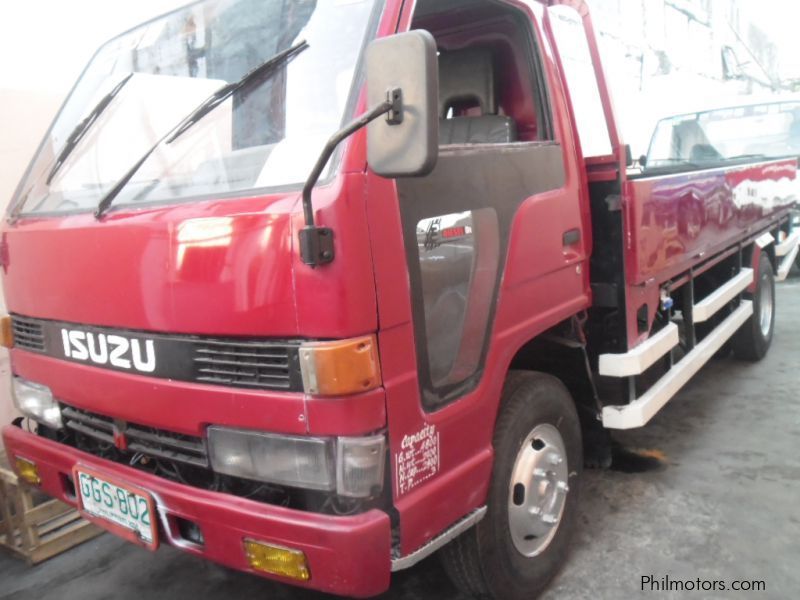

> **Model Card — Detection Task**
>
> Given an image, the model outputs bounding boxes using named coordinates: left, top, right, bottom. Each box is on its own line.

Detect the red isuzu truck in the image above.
left=2, top=0, right=798, bottom=598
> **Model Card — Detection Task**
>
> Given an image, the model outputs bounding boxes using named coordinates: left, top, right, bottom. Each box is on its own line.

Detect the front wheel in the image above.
left=440, top=371, right=582, bottom=599
left=732, top=252, right=775, bottom=361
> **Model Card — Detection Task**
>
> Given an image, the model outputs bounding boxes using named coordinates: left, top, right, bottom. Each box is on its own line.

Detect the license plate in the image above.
left=74, top=466, right=158, bottom=550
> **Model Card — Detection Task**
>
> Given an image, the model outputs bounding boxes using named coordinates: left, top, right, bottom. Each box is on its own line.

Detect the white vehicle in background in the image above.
left=642, top=95, right=800, bottom=277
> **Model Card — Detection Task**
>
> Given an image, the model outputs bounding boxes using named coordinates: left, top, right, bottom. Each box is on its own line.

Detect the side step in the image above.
left=777, top=244, right=798, bottom=282
left=775, top=229, right=800, bottom=257
left=598, top=268, right=753, bottom=378
left=602, top=301, right=752, bottom=429
left=776, top=229, right=800, bottom=282
left=599, top=323, right=678, bottom=377
left=391, top=507, right=486, bottom=571
left=693, top=268, right=753, bottom=323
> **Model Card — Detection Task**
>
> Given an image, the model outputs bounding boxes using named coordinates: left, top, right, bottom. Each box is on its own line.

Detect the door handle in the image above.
left=562, top=228, right=581, bottom=246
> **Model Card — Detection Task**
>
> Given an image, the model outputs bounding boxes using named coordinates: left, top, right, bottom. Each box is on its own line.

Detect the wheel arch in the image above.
left=504, top=316, right=602, bottom=452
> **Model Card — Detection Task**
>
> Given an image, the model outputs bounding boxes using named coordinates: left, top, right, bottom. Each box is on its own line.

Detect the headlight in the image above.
left=208, top=427, right=336, bottom=491
left=208, top=427, right=386, bottom=498
left=11, top=377, right=63, bottom=429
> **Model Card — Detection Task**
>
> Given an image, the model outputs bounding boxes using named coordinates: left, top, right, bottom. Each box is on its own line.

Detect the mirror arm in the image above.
left=299, top=89, right=401, bottom=267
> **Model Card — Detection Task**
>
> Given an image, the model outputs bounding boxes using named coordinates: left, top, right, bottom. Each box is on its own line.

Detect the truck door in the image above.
left=372, top=0, right=591, bottom=557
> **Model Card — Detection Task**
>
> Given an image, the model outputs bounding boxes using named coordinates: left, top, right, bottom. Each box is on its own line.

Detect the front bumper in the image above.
left=2, top=425, right=392, bottom=597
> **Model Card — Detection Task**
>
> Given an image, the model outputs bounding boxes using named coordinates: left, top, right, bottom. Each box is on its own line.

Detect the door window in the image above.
left=416, top=209, right=500, bottom=388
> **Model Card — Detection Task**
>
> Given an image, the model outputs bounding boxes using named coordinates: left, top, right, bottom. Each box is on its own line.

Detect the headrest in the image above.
left=438, top=47, right=497, bottom=118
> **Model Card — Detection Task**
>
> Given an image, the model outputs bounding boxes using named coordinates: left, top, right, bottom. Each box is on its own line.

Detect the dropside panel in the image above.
left=622, top=158, right=796, bottom=348
left=625, top=159, right=797, bottom=287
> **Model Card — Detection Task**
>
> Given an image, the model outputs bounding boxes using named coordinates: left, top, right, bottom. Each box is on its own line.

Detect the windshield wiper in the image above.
left=46, top=73, right=134, bottom=185
left=166, top=40, right=308, bottom=144
left=94, top=40, right=308, bottom=219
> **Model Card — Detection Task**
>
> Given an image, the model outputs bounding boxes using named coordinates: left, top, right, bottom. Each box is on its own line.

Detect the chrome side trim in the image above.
left=603, top=301, right=752, bottom=429
left=391, top=506, right=487, bottom=572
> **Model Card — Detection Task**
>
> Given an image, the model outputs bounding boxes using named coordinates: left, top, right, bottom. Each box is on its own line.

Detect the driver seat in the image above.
left=438, top=47, right=517, bottom=145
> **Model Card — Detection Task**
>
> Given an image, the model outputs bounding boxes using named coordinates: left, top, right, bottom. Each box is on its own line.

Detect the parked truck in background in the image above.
left=2, top=1, right=798, bottom=598
left=641, top=96, right=800, bottom=274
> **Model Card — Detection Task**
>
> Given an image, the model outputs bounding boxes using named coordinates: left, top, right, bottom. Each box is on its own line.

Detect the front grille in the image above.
left=11, top=316, right=45, bottom=352
left=193, top=339, right=293, bottom=390
left=47, top=406, right=374, bottom=515
left=61, top=405, right=208, bottom=468
left=9, top=314, right=304, bottom=392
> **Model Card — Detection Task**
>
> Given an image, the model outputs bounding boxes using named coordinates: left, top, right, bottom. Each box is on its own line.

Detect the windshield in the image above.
left=646, top=100, right=800, bottom=169
left=14, top=0, right=379, bottom=216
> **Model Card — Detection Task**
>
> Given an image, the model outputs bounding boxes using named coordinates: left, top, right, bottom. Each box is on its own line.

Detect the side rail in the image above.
left=775, top=221, right=800, bottom=281
left=599, top=253, right=758, bottom=429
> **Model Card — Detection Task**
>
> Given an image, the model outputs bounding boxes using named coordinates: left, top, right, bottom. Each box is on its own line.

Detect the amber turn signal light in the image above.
left=0, top=315, right=13, bottom=348
left=299, top=335, right=381, bottom=396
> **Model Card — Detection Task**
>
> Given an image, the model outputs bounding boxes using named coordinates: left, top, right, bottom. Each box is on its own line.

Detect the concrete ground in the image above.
left=2, top=278, right=799, bottom=600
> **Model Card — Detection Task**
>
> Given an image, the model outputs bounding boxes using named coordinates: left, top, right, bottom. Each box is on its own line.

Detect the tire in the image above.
left=440, top=371, right=582, bottom=600
left=732, top=252, right=775, bottom=361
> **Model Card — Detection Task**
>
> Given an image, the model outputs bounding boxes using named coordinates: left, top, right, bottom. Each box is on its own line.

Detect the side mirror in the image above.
left=366, top=30, right=439, bottom=178
left=298, top=30, right=438, bottom=267
left=624, top=144, right=633, bottom=167
left=639, top=154, right=647, bottom=168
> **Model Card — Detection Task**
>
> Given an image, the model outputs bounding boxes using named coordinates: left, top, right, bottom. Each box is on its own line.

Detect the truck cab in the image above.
left=2, top=1, right=796, bottom=598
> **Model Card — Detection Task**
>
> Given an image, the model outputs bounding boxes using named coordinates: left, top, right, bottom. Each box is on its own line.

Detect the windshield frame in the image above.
left=9, top=0, right=385, bottom=220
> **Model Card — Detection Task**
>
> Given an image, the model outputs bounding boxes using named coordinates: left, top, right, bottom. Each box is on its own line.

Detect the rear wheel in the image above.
left=440, top=371, right=582, bottom=599
left=732, top=252, right=775, bottom=361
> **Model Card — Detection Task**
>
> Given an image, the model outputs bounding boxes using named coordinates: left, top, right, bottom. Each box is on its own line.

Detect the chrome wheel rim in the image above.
left=507, top=424, right=569, bottom=557
left=759, top=273, right=773, bottom=338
